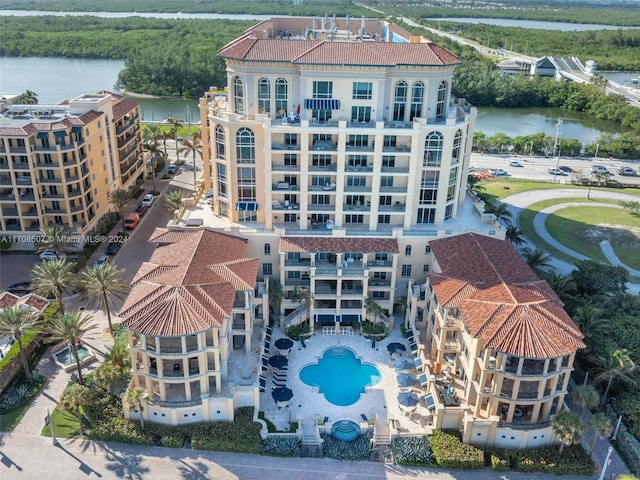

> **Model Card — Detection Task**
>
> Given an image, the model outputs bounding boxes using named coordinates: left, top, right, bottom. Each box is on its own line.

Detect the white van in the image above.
left=591, top=165, right=610, bottom=175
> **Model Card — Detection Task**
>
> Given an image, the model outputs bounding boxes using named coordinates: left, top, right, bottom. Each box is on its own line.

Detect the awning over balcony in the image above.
left=236, top=201, right=258, bottom=211
left=36, top=132, right=48, bottom=139
left=71, top=126, right=83, bottom=134
left=315, top=314, right=336, bottom=324
left=339, top=314, right=361, bottom=323
left=304, top=99, right=340, bottom=110
left=53, top=130, right=68, bottom=138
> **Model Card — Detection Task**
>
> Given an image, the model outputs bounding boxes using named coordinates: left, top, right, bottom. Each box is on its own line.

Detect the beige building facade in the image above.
left=0, top=92, right=144, bottom=248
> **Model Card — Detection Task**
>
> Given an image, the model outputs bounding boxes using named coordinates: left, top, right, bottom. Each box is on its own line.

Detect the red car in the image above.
left=136, top=204, right=148, bottom=217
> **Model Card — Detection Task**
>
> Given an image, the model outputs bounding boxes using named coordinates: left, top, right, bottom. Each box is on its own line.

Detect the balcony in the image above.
left=44, top=207, right=66, bottom=214
left=308, top=204, right=335, bottom=212
left=343, top=203, right=370, bottom=212
left=367, top=260, right=392, bottom=268
left=39, top=177, right=62, bottom=184
left=2, top=208, right=18, bottom=216
left=381, top=166, right=410, bottom=174
left=11, top=163, right=30, bottom=170
left=343, top=185, right=372, bottom=193
left=284, top=258, right=311, bottom=267
left=345, top=165, right=373, bottom=173
left=381, top=144, right=411, bottom=153
left=309, top=164, right=337, bottom=172
left=272, top=182, right=299, bottom=191
left=379, top=186, right=407, bottom=193
left=271, top=164, right=300, bottom=172
left=271, top=143, right=299, bottom=151
left=345, top=144, right=374, bottom=153
left=368, top=279, right=392, bottom=287
left=384, top=121, right=413, bottom=129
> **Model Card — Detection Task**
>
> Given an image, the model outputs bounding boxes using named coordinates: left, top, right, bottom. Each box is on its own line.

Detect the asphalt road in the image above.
left=470, top=153, right=640, bottom=185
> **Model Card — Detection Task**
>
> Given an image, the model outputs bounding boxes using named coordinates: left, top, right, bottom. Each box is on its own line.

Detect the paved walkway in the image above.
left=502, top=188, right=640, bottom=294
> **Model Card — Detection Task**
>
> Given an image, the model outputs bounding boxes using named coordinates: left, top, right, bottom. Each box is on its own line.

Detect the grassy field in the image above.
left=40, top=407, right=82, bottom=438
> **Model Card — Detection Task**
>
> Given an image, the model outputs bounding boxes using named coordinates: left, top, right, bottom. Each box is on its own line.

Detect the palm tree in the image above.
left=17, top=89, right=38, bottom=104
left=163, top=190, right=186, bottom=215
left=548, top=272, right=577, bottom=304
left=589, top=412, right=612, bottom=454
left=591, top=348, right=637, bottom=409
left=178, top=133, right=202, bottom=189
left=505, top=225, right=524, bottom=245
left=80, top=263, right=130, bottom=335
left=488, top=202, right=512, bottom=225
left=143, top=140, right=162, bottom=194
left=167, top=116, right=184, bottom=164
left=94, top=361, right=120, bottom=398
left=522, top=246, right=552, bottom=270
left=30, top=258, right=74, bottom=315
left=0, top=306, right=41, bottom=377
left=108, top=188, right=132, bottom=232
left=159, top=128, right=173, bottom=165
left=551, top=410, right=585, bottom=455
left=573, top=305, right=604, bottom=338
left=45, top=311, right=97, bottom=384
left=364, top=297, right=385, bottom=325
left=125, top=386, right=148, bottom=429
left=293, top=287, right=315, bottom=325
left=36, top=224, right=73, bottom=258
left=60, top=382, right=90, bottom=435
left=570, top=384, right=599, bottom=414
left=268, top=279, right=284, bottom=323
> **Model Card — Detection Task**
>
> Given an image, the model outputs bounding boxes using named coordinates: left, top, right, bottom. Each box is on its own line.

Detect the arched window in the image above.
left=405, top=245, right=412, bottom=256
left=233, top=76, right=244, bottom=114
left=436, top=81, right=447, bottom=121
left=264, top=243, right=271, bottom=255
left=215, top=125, right=225, bottom=159
left=236, top=128, right=255, bottom=163
left=275, top=78, right=288, bottom=117
left=258, top=78, right=271, bottom=115
left=452, top=130, right=462, bottom=164
left=409, top=81, right=424, bottom=121
left=423, top=131, right=444, bottom=167
left=392, top=81, right=407, bottom=122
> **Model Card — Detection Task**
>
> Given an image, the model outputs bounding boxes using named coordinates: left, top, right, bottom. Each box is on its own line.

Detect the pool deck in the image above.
left=261, top=325, right=434, bottom=436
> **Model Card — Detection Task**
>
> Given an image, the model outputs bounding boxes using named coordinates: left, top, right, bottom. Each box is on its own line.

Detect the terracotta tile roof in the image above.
left=429, top=233, right=584, bottom=358
left=0, top=292, right=20, bottom=309
left=120, top=229, right=259, bottom=337
left=0, top=292, right=49, bottom=312
left=111, top=98, right=140, bottom=121
left=280, top=237, right=398, bottom=253
left=221, top=38, right=460, bottom=67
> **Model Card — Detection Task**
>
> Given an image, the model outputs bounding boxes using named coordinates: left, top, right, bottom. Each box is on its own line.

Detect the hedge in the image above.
left=429, top=430, right=484, bottom=470
left=511, top=444, right=595, bottom=476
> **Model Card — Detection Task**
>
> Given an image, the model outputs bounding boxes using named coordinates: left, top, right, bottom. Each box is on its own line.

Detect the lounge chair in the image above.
left=323, top=416, right=329, bottom=424
left=418, top=372, right=428, bottom=388
left=361, top=414, right=368, bottom=422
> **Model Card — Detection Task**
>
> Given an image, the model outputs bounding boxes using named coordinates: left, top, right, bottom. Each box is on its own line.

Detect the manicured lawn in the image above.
left=41, top=407, right=83, bottom=438
left=517, top=198, right=640, bottom=281
left=0, top=403, right=31, bottom=432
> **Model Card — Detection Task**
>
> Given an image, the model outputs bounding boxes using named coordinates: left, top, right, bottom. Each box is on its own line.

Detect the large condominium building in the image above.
left=0, top=92, right=144, bottom=247
left=199, top=17, right=498, bottom=327
left=407, top=233, right=585, bottom=448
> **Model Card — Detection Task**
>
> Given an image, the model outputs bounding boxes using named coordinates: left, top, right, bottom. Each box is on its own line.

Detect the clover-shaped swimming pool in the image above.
left=299, top=347, right=382, bottom=406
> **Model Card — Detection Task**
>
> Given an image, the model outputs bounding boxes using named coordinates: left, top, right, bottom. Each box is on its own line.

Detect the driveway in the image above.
left=0, top=253, right=38, bottom=289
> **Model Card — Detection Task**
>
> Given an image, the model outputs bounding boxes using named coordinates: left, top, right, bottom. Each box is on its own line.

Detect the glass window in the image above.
left=380, top=176, right=393, bottom=187
left=405, top=245, right=412, bottom=256
left=382, top=156, right=395, bottom=168
left=401, top=264, right=412, bottom=277
left=215, top=125, right=225, bottom=159
left=351, top=106, right=371, bottom=122
left=445, top=204, right=453, bottom=220
left=352, top=82, right=372, bottom=99
left=393, top=81, right=407, bottom=122
left=423, top=264, right=430, bottom=273
left=348, top=135, right=368, bottom=147
left=311, top=194, right=330, bottom=205
left=263, top=263, right=273, bottom=276
left=233, top=76, right=244, bottom=114
left=258, top=78, right=271, bottom=114
left=452, top=129, right=462, bottom=164
left=379, top=196, right=392, bottom=206
left=347, top=155, right=367, bottom=167
left=423, top=131, right=444, bottom=167
left=236, top=128, right=255, bottom=164
left=284, top=154, right=297, bottom=166
left=217, top=163, right=227, bottom=198
left=383, top=135, right=397, bottom=147
left=346, top=176, right=366, bottom=187
left=264, top=244, right=271, bottom=255
left=275, top=78, right=288, bottom=117
left=436, top=81, right=447, bottom=121
left=312, top=154, right=332, bottom=166
left=447, top=167, right=458, bottom=202
left=345, top=214, right=364, bottom=223
left=311, top=175, right=332, bottom=186
left=378, top=214, right=390, bottom=223
left=313, top=81, right=333, bottom=98
left=237, top=167, right=256, bottom=201
left=417, top=208, right=436, bottom=224
left=410, top=81, right=424, bottom=120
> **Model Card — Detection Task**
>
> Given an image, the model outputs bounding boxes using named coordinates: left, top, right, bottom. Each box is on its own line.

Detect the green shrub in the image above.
left=391, top=436, right=435, bottom=465
left=361, top=321, right=386, bottom=335
left=259, top=436, right=301, bottom=457
left=191, top=407, right=261, bottom=454
left=321, top=430, right=372, bottom=461
left=486, top=448, right=510, bottom=471
left=511, top=445, right=594, bottom=475
left=429, top=430, right=484, bottom=470
left=286, top=324, right=310, bottom=341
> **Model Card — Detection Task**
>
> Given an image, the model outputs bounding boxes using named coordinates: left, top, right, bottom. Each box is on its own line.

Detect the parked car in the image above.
left=618, top=166, right=637, bottom=176
left=167, top=164, right=177, bottom=174
left=124, top=212, right=140, bottom=230
left=94, top=255, right=110, bottom=267
left=591, top=165, right=611, bottom=175
left=105, top=241, right=121, bottom=256
left=548, top=168, right=568, bottom=176
left=559, top=166, right=573, bottom=173
left=7, top=282, right=31, bottom=295
left=490, top=168, right=509, bottom=176
left=38, top=250, right=67, bottom=261
left=142, top=193, right=154, bottom=207
left=136, top=204, right=148, bottom=217
left=509, top=160, right=523, bottom=167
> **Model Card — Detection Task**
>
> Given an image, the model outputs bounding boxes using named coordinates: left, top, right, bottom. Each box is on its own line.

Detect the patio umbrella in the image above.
left=387, top=342, right=406, bottom=354
left=394, top=358, right=415, bottom=371
left=397, top=373, right=418, bottom=388
left=269, top=354, right=288, bottom=369
left=272, top=387, right=294, bottom=402
left=397, top=391, right=419, bottom=408
left=275, top=338, right=294, bottom=350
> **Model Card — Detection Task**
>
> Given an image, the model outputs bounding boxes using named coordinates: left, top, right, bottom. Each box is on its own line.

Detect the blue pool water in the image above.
left=299, top=347, right=381, bottom=406
left=331, top=420, right=361, bottom=441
